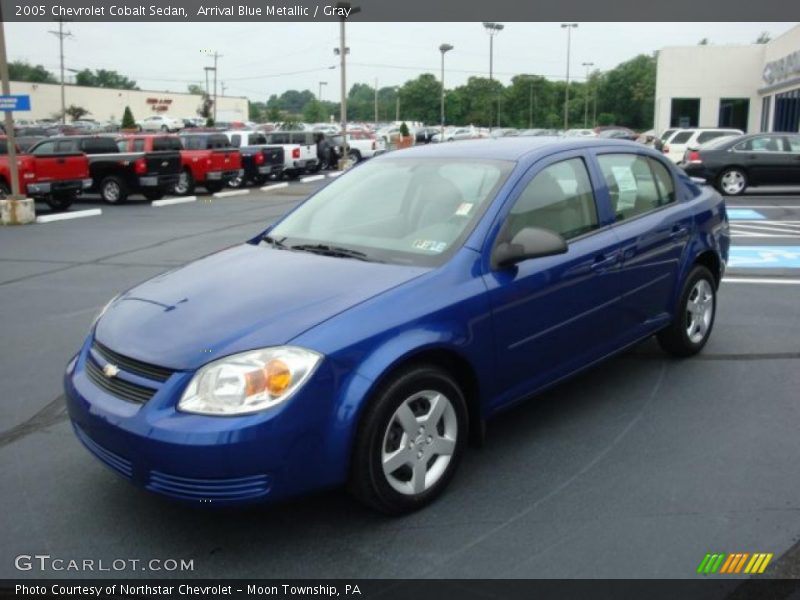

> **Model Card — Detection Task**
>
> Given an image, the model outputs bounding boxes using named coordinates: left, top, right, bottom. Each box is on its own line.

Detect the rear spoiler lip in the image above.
left=690, top=176, right=709, bottom=185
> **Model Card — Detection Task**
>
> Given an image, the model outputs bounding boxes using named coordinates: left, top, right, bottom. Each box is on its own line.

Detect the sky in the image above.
left=6, top=22, right=797, bottom=103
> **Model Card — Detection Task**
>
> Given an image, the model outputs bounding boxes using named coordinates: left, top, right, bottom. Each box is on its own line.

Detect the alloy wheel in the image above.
left=721, top=170, right=745, bottom=195
left=381, top=390, right=458, bottom=495
left=686, top=279, right=714, bottom=344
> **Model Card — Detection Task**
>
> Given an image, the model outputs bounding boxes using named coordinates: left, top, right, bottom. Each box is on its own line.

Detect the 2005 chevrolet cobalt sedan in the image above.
left=65, top=138, right=730, bottom=514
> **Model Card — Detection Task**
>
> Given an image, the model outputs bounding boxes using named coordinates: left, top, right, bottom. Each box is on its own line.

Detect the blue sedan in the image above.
left=65, top=137, right=730, bottom=514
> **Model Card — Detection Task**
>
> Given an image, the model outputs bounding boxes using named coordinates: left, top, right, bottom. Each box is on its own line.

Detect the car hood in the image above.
left=94, top=243, right=427, bottom=371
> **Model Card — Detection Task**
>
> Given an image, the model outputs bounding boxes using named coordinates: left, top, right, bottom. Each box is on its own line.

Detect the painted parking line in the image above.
left=212, top=189, right=250, bottom=198
left=35, top=209, right=102, bottom=224
left=731, top=221, right=800, bottom=238
left=327, top=172, right=343, bottom=178
left=260, top=182, right=289, bottom=192
left=728, top=209, right=765, bottom=220
left=723, top=277, right=800, bottom=285
left=151, top=196, right=197, bottom=207
left=729, top=246, right=800, bottom=268
left=301, top=175, right=326, bottom=183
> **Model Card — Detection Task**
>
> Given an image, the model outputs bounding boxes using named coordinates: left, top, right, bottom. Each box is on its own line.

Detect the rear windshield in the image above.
left=80, top=138, right=118, bottom=154
left=152, top=137, right=182, bottom=151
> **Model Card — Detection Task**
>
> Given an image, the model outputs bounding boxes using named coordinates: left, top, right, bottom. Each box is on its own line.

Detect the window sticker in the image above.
left=455, top=202, right=474, bottom=217
left=412, top=240, right=448, bottom=253
left=610, top=165, right=638, bottom=211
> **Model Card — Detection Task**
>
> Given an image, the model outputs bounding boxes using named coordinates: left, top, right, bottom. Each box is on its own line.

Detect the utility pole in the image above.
left=395, top=89, right=400, bottom=121
left=439, top=44, right=453, bottom=141
left=581, top=62, right=594, bottom=128
left=482, top=22, right=504, bottom=133
left=561, top=23, right=578, bottom=130
left=48, top=17, right=72, bottom=125
left=212, top=52, right=221, bottom=123
left=374, top=77, right=378, bottom=130
left=0, top=6, right=22, bottom=199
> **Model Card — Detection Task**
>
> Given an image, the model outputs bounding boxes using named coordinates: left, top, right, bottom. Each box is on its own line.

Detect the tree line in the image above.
left=256, top=54, right=657, bottom=131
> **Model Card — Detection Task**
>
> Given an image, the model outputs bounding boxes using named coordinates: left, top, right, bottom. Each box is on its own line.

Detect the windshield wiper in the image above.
left=260, top=234, right=288, bottom=249
left=289, top=243, right=372, bottom=261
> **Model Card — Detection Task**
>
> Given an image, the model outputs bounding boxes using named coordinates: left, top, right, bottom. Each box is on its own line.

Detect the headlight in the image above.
left=92, top=294, right=119, bottom=328
left=178, top=346, right=322, bottom=416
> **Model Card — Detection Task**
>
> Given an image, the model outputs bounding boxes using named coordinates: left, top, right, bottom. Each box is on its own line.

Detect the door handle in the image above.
left=670, top=226, right=689, bottom=240
left=591, top=252, right=619, bottom=272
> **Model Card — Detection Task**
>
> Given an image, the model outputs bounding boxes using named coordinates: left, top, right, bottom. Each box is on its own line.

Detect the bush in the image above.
left=206, top=117, right=215, bottom=127
left=121, top=106, right=136, bottom=129
left=399, top=121, right=410, bottom=137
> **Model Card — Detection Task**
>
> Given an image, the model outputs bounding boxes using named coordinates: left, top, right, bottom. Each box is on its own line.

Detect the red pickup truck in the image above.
left=117, top=133, right=242, bottom=195
left=0, top=136, right=91, bottom=210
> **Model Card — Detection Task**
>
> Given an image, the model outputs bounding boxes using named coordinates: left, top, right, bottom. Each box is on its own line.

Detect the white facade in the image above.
left=9, top=81, right=249, bottom=124
left=655, top=24, right=800, bottom=135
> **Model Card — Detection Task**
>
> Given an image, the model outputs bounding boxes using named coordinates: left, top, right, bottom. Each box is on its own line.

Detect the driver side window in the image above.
left=505, top=158, right=599, bottom=241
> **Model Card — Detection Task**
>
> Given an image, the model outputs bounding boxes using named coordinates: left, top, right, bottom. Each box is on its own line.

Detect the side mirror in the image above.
left=493, top=227, right=568, bottom=269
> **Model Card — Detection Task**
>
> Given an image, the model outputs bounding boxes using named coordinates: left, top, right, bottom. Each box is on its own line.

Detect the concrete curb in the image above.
left=152, top=196, right=197, bottom=207
left=213, top=190, right=251, bottom=198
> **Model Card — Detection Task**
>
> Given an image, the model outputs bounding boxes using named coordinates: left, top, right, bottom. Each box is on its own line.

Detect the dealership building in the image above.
left=8, top=81, right=249, bottom=124
left=655, top=24, right=800, bottom=134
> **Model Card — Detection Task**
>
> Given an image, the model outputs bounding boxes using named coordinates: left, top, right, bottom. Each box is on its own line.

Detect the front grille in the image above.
left=73, top=423, right=133, bottom=479
left=85, top=355, right=157, bottom=405
left=92, top=340, right=174, bottom=382
left=147, top=471, right=271, bottom=502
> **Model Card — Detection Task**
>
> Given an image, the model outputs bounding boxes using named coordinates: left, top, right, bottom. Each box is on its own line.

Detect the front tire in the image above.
left=99, top=176, right=128, bottom=204
left=657, top=265, right=717, bottom=357
left=717, top=168, right=747, bottom=196
left=349, top=365, right=468, bottom=515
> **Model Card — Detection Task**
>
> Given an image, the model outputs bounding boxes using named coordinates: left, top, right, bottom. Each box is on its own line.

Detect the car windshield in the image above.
left=267, top=157, right=514, bottom=267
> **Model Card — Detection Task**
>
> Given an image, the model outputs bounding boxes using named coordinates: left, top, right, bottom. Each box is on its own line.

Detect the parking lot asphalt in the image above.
left=1, top=182, right=799, bottom=579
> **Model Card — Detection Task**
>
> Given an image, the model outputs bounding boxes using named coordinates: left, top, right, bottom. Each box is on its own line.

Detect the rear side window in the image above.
left=132, top=139, right=145, bottom=152
left=80, top=138, right=118, bottom=154
left=229, top=134, right=241, bottom=148
left=152, top=137, right=181, bottom=151
left=55, top=140, right=78, bottom=153
left=506, top=158, right=599, bottom=241
left=598, top=154, right=675, bottom=221
left=787, top=136, right=800, bottom=152
left=669, top=131, right=693, bottom=144
left=249, top=133, right=267, bottom=145
left=180, top=136, right=206, bottom=150
left=116, top=140, right=129, bottom=152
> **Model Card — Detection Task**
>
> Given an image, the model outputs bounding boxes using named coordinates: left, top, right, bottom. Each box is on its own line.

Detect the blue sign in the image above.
left=727, top=209, right=765, bottom=221
left=0, top=95, right=31, bottom=112
left=729, top=246, right=800, bottom=268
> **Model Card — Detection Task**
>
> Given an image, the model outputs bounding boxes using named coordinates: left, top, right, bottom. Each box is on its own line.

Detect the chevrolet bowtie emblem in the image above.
left=103, top=363, right=120, bottom=378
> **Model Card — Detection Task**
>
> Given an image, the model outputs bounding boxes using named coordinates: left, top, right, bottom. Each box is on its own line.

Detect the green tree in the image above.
left=65, top=105, right=89, bottom=121
left=249, top=101, right=266, bottom=122
left=187, top=84, right=206, bottom=95
left=698, top=38, right=709, bottom=45
left=303, top=99, right=325, bottom=123
left=267, top=105, right=282, bottom=121
left=75, top=69, right=138, bottom=90
left=400, top=73, right=445, bottom=124
left=755, top=32, right=771, bottom=44
left=9, top=61, right=57, bottom=83
left=121, top=106, right=136, bottom=129
left=593, top=54, right=656, bottom=130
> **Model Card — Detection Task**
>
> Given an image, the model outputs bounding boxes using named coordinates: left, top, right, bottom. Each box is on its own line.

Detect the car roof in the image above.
left=383, top=136, right=643, bottom=162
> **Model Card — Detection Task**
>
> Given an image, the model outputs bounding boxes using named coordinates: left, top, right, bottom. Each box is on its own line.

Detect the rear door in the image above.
left=595, top=151, right=692, bottom=339
left=31, top=139, right=85, bottom=181
left=733, top=135, right=790, bottom=185
left=784, top=135, right=800, bottom=184
left=483, top=151, right=625, bottom=406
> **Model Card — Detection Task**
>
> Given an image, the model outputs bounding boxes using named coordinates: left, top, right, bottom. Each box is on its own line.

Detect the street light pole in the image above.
left=582, top=61, right=594, bottom=128
left=482, top=22, right=504, bottom=132
left=0, top=10, right=22, bottom=199
left=395, top=87, right=400, bottom=121
left=335, top=2, right=359, bottom=165
left=439, top=43, right=453, bottom=142
left=561, top=23, right=578, bottom=131
left=529, top=79, right=534, bottom=128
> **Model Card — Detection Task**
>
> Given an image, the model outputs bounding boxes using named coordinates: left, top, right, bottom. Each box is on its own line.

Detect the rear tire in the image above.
left=348, top=365, right=468, bottom=515
left=657, top=265, right=717, bottom=357
left=204, top=181, right=224, bottom=193
left=99, top=176, right=128, bottom=204
left=45, top=192, right=75, bottom=211
left=172, top=169, right=195, bottom=196
left=717, top=168, right=747, bottom=196
left=0, top=180, right=9, bottom=199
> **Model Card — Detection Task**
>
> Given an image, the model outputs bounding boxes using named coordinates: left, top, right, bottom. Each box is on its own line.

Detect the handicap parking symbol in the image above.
left=729, top=246, right=800, bottom=268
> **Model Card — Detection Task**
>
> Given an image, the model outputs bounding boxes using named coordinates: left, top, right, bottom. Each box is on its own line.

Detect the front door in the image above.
left=483, top=153, right=624, bottom=409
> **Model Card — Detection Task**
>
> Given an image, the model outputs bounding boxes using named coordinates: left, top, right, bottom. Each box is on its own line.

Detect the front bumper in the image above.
left=258, top=165, right=282, bottom=175
left=64, top=337, right=344, bottom=505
